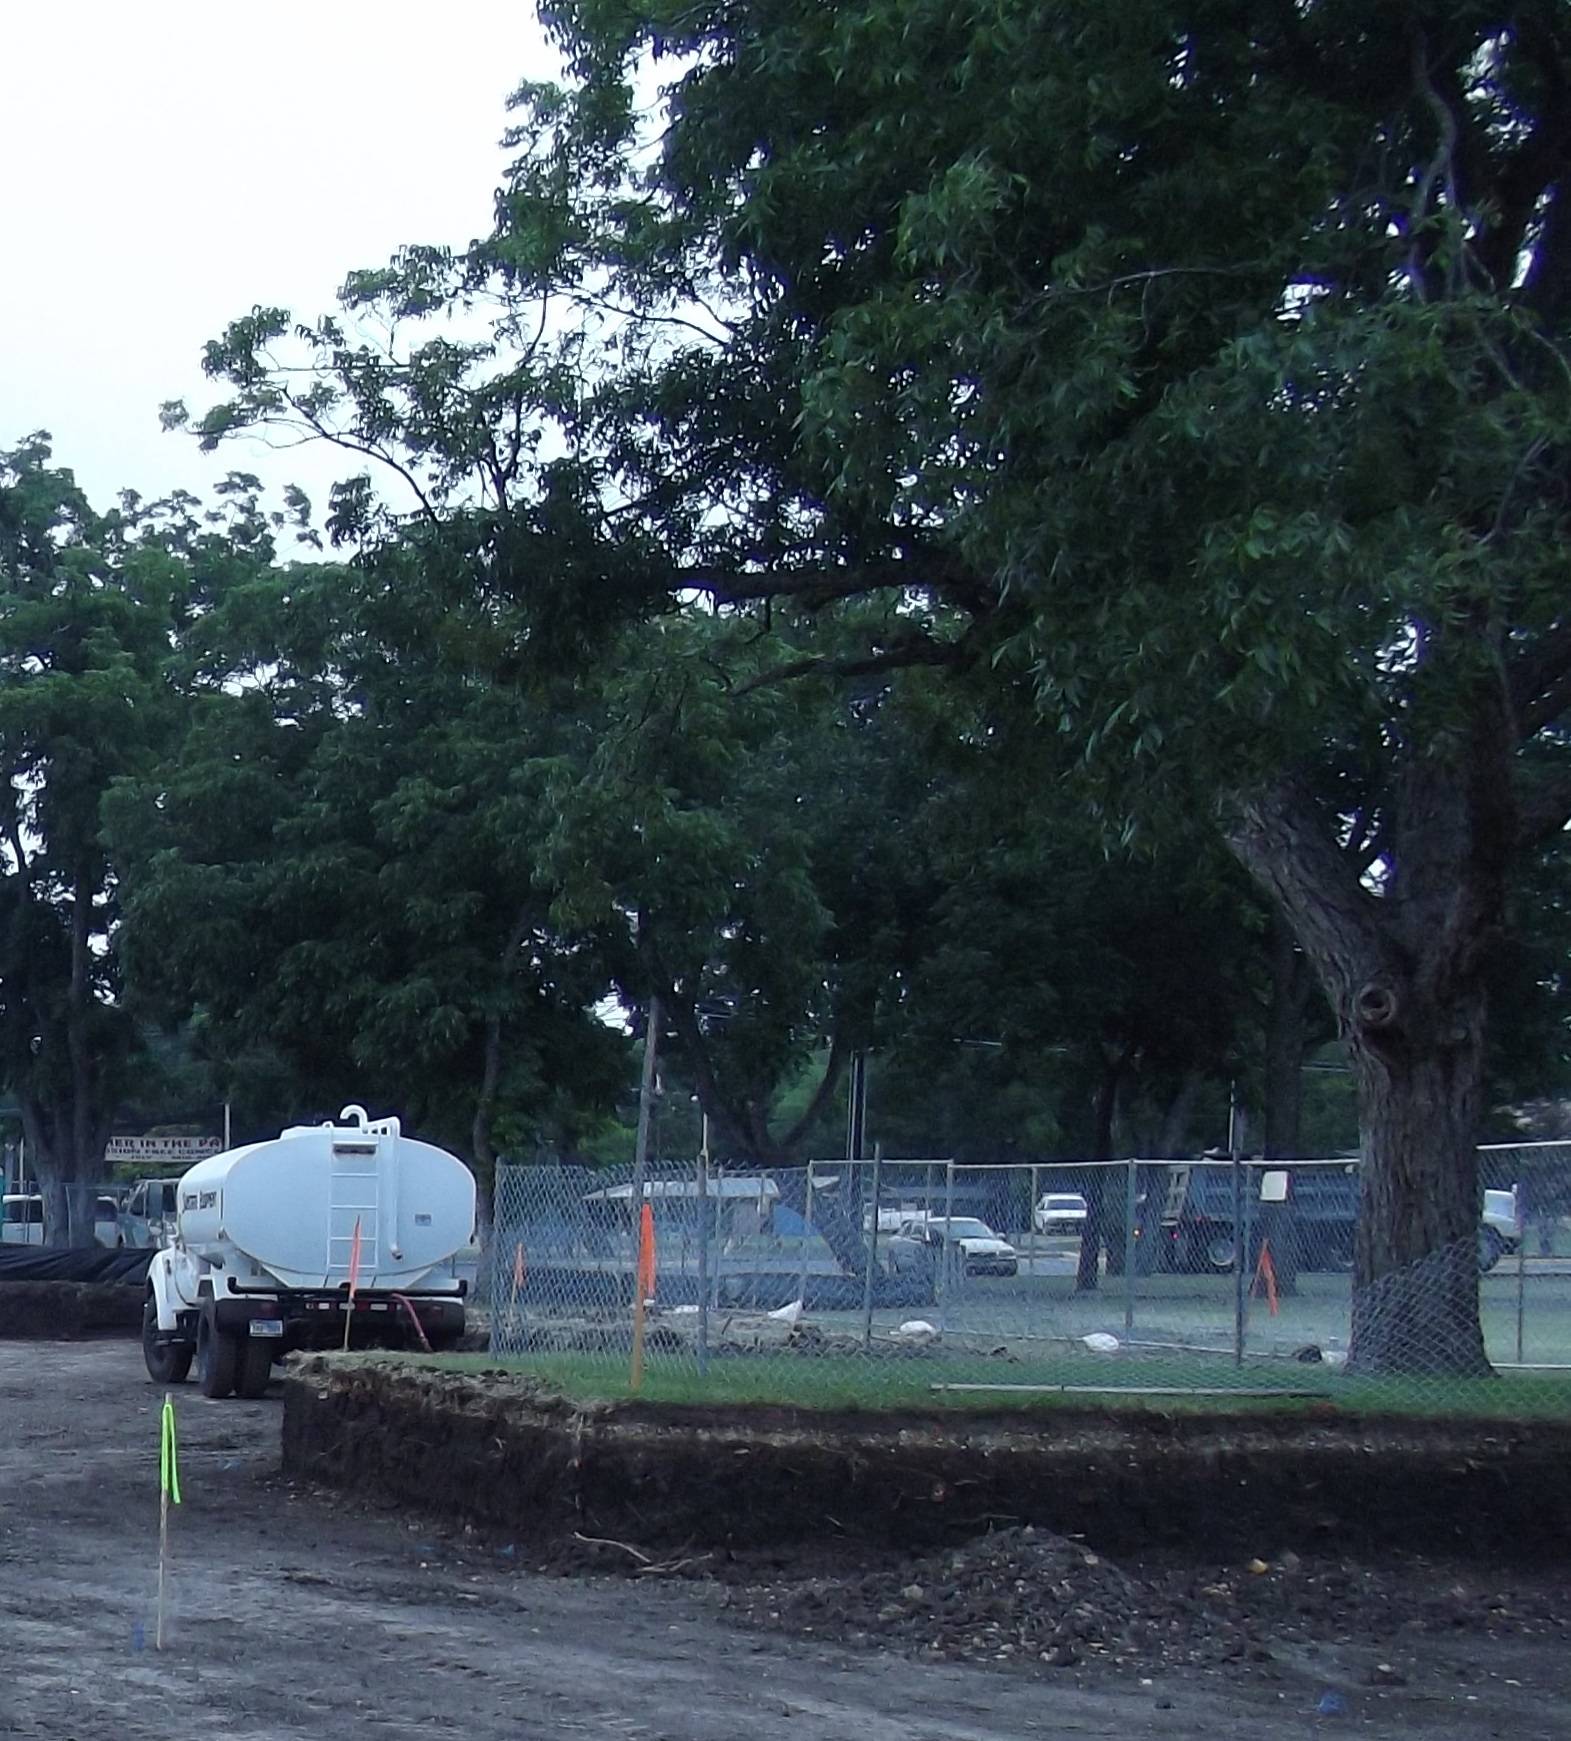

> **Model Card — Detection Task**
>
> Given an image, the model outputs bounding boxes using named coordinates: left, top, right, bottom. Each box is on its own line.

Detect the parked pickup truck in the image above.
left=1155, top=1163, right=1522, bottom=1275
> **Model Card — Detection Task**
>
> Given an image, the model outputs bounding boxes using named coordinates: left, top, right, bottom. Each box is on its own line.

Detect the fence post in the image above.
left=1123, top=1158, right=1138, bottom=1335
left=696, top=1134, right=710, bottom=1380
left=1028, top=1163, right=1039, bottom=1281
left=798, top=1161, right=815, bottom=1307
left=1516, top=1181, right=1527, bottom=1366
left=629, top=995, right=661, bottom=1393
left=861, top=1144, right=883, bottom=1351
left=938, top=1159, right=957, bottom=1317
left=487, top=1166, right=503, bottom=1357
left=1232, top=1151, right=1245, bottom=1368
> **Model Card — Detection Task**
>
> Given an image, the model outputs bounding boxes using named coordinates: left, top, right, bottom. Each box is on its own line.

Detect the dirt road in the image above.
left=1, top=1342, right=1567, bottom=1740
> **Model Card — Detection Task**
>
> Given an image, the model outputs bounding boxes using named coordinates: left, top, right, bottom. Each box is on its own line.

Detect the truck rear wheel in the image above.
left=196, top=1311, right=239, bottom=1399
left=143, top=1294, right=192, bottom=1385
left=234, top=1336, right=274, bottom=1399
left=1479, top=1226, right=1511, bottom=1274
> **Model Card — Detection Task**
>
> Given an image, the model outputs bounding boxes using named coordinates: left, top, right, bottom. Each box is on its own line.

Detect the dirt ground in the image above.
left=3, top=1344, right=1571, bottom=1741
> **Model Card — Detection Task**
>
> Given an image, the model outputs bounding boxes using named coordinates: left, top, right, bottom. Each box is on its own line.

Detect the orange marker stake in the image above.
left=342, top=1215, right=362, bottom=1352
left=630, top=1203, right=656, bottom=1393
left=1251, top=1239, right=1280, bottom=1316
left=507, top=1241, right=526, bottom=1345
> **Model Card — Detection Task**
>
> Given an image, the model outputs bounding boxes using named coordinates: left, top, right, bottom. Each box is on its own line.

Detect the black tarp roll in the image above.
left=0, top=1248, right=152, bottom=1285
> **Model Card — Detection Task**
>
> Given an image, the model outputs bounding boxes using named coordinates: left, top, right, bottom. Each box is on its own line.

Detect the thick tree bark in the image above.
left=1158, top=1071, right=1203, bottom=1157
left=1261, top=915, right=1317, bottom=1296
left=1228, top=747, right=1505, bottom=1377
left=1262, top=914, right=1313, bottom=1160
left=21, top=1094, right=71, bottom=1248
left=1344, top=983, right=1487, bottom=1373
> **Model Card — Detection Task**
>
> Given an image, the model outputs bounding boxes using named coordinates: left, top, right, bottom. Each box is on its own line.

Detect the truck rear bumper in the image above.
left=212, top=1290, right=465, bottom=1350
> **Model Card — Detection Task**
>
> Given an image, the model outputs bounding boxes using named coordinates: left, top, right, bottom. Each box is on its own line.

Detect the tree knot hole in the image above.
left=1353, top=981, right=1400, bottom=1030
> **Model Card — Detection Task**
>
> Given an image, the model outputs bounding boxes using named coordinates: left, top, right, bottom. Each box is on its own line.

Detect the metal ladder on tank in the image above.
left=327, top=1141, right=381, bottom=1284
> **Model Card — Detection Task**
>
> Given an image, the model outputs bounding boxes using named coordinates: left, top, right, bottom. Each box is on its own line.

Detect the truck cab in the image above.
left=118, top=1177, right=186, bottom=1249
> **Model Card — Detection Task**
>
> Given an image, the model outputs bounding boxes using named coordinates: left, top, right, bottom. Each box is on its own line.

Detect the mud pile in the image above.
left=723, top=1526, right=1571, bottom=1679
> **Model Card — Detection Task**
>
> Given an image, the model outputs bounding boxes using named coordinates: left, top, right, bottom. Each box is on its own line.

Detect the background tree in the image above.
left=107, top=551, right=631, bottom=1186
left=0, top=439, right=227, bottom=1240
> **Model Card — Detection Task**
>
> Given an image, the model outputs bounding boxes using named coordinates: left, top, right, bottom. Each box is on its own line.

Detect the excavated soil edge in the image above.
left=281, top=1358, right=1571, bottom=1563
left=0, top=1281, right=142, bottom=1338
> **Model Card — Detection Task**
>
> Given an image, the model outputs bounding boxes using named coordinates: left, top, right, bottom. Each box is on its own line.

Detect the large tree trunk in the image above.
left=1262, top=914, right=1312, bottom=1160
left=1261, top=916, right=1315, bottom=1296
left=20, top=1096, right=70, bottom=1247
left=1158, top=1070, right=1203, bottom=1157
left=37, top=1169, right=69, bottom=1249
left=1344, top=982, right=1488, bottom=1374
left=1229, top=754, right=1503, bottom=1378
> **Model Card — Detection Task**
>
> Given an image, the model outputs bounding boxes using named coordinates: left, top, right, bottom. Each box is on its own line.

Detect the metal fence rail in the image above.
left=476, top=1143, right=1571, bottom=1410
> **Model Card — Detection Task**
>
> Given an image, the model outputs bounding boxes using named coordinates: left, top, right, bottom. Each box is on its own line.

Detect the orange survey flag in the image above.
left=342, top=1215, right=364, bottom=1352
left=636, top=1202, right=656, bottom=1303
left=1251, top=1239, right=1280, bottom=1316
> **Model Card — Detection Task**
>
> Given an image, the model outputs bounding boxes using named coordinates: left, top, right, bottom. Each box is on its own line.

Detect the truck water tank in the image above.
left=176, top=1106, right=475, bottom=1291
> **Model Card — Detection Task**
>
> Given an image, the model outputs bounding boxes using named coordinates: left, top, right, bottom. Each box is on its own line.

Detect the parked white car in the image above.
left=0, top=1193, right=121, bottom=1247
left=888, top=1216, right=1019, bottom=1277
left=1033, top=1192, right=1089, bottom=1235
left=0, top=1194, right=43, bottom=1246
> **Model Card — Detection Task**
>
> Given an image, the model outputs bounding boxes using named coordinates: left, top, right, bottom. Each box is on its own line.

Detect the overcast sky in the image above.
left=2, top=2, right=554, bottom=519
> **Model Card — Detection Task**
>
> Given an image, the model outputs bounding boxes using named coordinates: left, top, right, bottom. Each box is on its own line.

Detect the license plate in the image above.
left=250, top=1319, right=285, bottom=1338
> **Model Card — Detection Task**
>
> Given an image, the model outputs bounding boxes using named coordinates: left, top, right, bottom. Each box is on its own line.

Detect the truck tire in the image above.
left=142, top=1294, right=192, bottom=1385
left=1202, top=1228, right=1238, bottom=1272
left=234, top=1336, right=274, bottom=1399
left=1479, top=1226, right=1510, bottom=1274
left=196, top=1311, right=239, bottom=1399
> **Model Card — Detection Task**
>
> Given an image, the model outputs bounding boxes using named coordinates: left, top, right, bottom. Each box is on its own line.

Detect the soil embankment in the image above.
left=0, top=1279, right=142, bottom=1338
left=281, top=1357, right=1571, bottom=1562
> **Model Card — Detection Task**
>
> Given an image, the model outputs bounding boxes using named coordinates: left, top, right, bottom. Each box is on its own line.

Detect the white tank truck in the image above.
left=143, top=1106, right=476, bottom=1399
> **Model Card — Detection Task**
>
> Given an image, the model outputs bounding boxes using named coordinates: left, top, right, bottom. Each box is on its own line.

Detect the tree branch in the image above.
left=637, top=935, right=754, bottom=1157
left=680, top=557, right=980, bottom=607
left=780, top=1031, right=849, bottom=1152
left=732, top=632, right=973, bottom=696
left=281, top=390, right=441, bottom=525
left=1224, top=781, right=1389, bottom=1013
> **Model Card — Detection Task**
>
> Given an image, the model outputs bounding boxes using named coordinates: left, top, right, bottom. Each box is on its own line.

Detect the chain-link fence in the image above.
left=473, top=1142, right=1571, bottom=1412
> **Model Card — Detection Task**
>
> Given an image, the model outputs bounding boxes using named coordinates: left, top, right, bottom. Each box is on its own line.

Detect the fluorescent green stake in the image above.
left=160, top=1396, right=181, bottom=1506
left=157, top=1393, right=180, bottom=1649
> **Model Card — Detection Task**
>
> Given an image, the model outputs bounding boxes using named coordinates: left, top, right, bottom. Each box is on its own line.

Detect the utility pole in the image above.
left=630, top=994, right=661, bottom=1223
left=628, top=994, right=661, bottom=1392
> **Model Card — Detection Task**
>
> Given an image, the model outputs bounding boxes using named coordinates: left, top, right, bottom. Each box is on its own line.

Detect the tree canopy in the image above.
left=22, top=3, right=1571, bottom=1373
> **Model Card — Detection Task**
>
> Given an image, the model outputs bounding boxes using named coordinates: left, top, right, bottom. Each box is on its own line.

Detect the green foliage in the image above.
left=106, top=555, right=632, bottom=1165
left=0, top=439, right=252, bottom=1234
